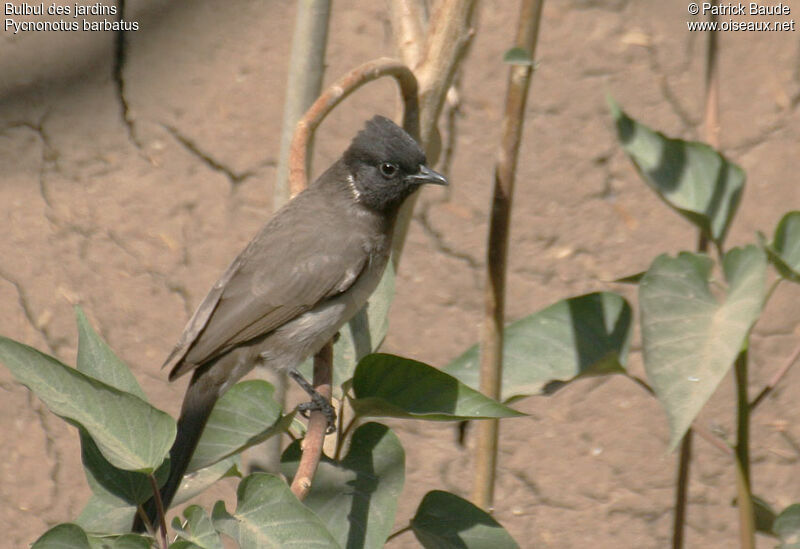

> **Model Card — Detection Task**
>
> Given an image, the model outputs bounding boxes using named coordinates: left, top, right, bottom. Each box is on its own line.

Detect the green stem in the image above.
left=386, top=525, right=412, bottom=543
left=148, top=473, right=168, bottom=548
left=734, top=349, right=755, bottom=549
left=335, top=415, right=359, bottom=462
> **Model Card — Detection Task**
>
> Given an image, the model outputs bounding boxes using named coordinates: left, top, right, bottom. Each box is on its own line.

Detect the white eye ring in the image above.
left=380, top=162, right=398, bottom=178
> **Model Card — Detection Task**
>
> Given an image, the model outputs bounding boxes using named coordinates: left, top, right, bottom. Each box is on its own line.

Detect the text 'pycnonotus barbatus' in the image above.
left=133, top=115, right=447, bottom=532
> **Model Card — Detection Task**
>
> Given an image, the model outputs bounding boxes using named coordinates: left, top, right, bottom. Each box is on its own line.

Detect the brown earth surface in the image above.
left=2, top=1, right=800, bottom=547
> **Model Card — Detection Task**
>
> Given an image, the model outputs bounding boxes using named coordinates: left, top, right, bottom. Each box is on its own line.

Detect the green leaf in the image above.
left=775, top=504, right=800, bottom=548
left=764, top=211, right=800, bottom=282
left=108, top=535, right=152, bottom=549
left=411, top=491, right=519, bottom=549
left=281, top=423, right=404, bottom=549
left=444, top=293, right=631, bottom=402
left=351, top=354, right=524, bottom=420
left=75, top=492, right=136, bottom=535
left=0, top=337, right=175, bottom=472
left=189, top=380, right=285, bottom=472
left=300, top=263, right=396, bottom=390
left=640, top=246, right=766, bottom=449
left=75, top=307, right=147, bottom=400
left=752, top=495, right=778, bottom=536
left=503, top=47, right=534, bottom=66
left=173, top=457, right=242, bottom=506
left=210, top=473, right=340, bottom=548
left=32, top=523, right=92, bottom=549
left=171, top=505, right=223, bottom=549
left=81, top=429, right=169, bottom=505
left=609, top=96, right=745, bottom=245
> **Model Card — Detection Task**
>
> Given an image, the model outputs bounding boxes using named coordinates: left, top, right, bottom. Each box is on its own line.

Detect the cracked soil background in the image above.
left=1, top=1, right=800, bottom=547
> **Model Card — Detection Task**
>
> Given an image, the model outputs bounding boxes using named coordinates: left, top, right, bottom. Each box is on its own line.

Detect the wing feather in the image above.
left=165, top=186, right=373, bottom=379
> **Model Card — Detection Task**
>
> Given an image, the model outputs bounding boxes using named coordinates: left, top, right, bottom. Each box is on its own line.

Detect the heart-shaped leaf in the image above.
left=609, top=96, right=745, bottom=245
left=640, top=246, right=766, bottom=449
left=75, top=307, right=147, bottom=400
left=445, top=292, right=631, bottom=402
left=411, top=490, right=519, bottom=549
left=173, top=458, right=241, bottom=507
left=351, top=354, right=524, bottom=420
left=75, top=492, right=137, bottom=535
left=32, top=523, right=92, bottom=549
left=281, top=423, right=404, bottom=549
left=0, top=337, right=175, bottom=472
left=211, top=473, right=340, bottom=548
left=775, top=504, right=800, bottom=548
left=764, top=211, right=800, bottom=283
left=189, top=380, right=285, bottom=472
left=171, top=505, right=223, bottom=549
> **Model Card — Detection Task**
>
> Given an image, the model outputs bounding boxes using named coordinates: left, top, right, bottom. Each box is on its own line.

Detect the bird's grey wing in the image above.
left=167, top=219, right=371, bottom=380
left=160, top=251, right=246, bottom=372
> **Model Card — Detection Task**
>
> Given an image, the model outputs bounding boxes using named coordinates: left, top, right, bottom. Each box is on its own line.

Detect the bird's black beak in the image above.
left=407, top=165, right=448, bottom=186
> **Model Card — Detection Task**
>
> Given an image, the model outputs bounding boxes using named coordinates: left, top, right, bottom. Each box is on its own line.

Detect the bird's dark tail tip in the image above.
left=131, top=376, right=220, bottom=533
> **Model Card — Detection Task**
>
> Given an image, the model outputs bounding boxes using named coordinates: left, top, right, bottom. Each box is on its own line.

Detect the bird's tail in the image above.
left=132, top=371, right=219, bottom=533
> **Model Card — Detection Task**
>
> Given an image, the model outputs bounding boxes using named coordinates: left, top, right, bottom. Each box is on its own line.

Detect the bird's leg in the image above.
left=288, top=368, right=336, bottom=434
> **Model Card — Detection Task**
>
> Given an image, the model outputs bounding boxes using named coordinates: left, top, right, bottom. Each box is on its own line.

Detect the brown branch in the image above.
left=290, top=342, right=333, bottom=500
left=286, top=58, right=420, bottom=500
left=414, top=0, right=477, bottom=151
left=288, top=58, right=419, bottom=196
left=472, top=0, right=544, bottom=510
left=389, top=0, right=477, bottom=265
left=389, top=0, right=428, bottom=70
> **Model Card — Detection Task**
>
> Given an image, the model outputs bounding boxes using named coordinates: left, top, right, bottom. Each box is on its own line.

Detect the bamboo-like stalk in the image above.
left=274, top=0, right=332, bottom=209
left=734, top=350, right=755, bottom=549
left=389, top=0, right=477, bottom=266
left=255, top=0, right=332, bottom=478
left=472, top=0, right=544, bottom=510
left=672, top=5, right=720, bottom=547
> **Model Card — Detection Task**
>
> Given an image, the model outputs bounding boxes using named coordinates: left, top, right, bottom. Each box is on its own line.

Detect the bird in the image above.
left=132, top=115, right=447, bottom=532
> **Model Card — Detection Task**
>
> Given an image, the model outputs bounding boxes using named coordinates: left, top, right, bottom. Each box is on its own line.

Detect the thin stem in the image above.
left=673, top=7, right=720, bottom=545
left=672, top=433, right=692, bottom=549
left=629, top=375, right=733, bottom=456
left=764, top=277, right=783, bottom=305
left=148, top=473, right=168, bottom=549
left=750, top=340, right=800, bottom=411
left=386, top=525, right=413, bottom=543
left=734, top=349, right=755, bottom=548
left=333, top=393, right=346, bottom=461
left=472, top=0, right=545, bottom=511
left=134, top=505, right=156, bottom=540
left=335, top=413, right=359, bottom=462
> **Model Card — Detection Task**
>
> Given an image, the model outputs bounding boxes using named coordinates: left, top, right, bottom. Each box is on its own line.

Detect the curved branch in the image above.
left=288, top=58, right=419, bottom=196
left=286, top=58, right=419, bottom=500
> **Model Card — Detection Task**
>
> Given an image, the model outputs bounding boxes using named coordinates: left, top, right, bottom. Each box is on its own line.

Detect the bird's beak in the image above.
left=407, top=165, right=448, bottom=186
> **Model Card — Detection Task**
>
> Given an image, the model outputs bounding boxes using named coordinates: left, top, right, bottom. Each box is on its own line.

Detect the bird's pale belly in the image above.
left=257, top=247, right=389, bottom=372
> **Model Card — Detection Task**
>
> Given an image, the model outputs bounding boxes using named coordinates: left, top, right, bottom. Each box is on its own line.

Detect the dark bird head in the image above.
left=343, top=116, right=447, bottom=212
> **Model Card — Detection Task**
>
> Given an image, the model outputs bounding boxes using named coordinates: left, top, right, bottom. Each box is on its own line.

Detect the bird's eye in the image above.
left=379, top=162, right=398, bottom=178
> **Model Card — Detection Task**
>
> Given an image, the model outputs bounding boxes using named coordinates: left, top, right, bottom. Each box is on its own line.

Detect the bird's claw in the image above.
left=296, top=396, right=336, bottom=434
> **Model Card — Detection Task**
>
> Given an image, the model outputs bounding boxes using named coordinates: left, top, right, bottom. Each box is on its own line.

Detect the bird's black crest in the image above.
left=344, top=116, right=426, bottom=173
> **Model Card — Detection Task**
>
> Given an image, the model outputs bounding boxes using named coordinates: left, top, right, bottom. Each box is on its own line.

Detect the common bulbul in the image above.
left=132, top=116, right=447, bottom=532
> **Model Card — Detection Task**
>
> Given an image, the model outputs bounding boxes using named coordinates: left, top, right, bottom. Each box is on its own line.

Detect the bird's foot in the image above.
left=288, top=369, right=336, bottom=434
